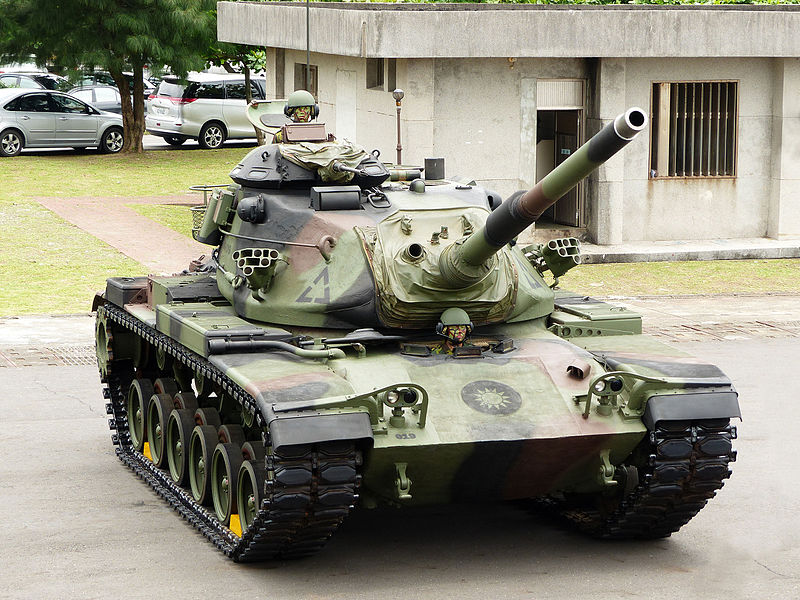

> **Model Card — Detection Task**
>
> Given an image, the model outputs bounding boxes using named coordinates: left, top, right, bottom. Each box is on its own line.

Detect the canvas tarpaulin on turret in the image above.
left=359, top=206, right=518, bottom=329
left=279, top=141, right=369, bottom=183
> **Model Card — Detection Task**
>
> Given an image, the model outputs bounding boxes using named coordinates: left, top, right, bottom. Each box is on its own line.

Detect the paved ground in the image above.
left=1, top=322, right=798, bottom=599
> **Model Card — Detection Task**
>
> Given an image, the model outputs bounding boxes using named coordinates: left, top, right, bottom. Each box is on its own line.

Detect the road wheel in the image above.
left=212, top=442, right=243, bottom=524
left=237, top=460, right=265, bottom=532
left=241, top=441, right=266, bottom=462
left=99, top=126, right=123, bottom=153
left=194, top=407, right=221, bottom=429
left=218, top=424, right=246, bottom=447
left=198, top=122, right=225, bottom=149
left=0, top=129, right=23, bottom=157
left=189, top=425, right=219, bottom=504
left=164, top=136, right=186, bottom=146
left=127, top=379, right=154, bottom=452
left=153, top=377, right=178, bottom=398
left=166, top=408, right=195, bottom=485
left=146, top=393, right=174, bottom=467
left=174, top=391, right=198, bottom=411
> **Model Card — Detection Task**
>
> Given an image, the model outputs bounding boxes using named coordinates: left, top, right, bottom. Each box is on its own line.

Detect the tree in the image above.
left=1, top=0, right=216, bottom=153
left=206, top=44, right=269, bottom=144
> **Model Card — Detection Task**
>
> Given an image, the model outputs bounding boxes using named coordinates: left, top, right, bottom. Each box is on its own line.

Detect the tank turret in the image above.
left=438, top=107, right=647, bottom=287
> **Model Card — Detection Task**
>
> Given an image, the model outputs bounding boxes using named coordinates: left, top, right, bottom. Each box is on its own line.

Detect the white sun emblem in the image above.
left=472, top=387, right=512, bottom=411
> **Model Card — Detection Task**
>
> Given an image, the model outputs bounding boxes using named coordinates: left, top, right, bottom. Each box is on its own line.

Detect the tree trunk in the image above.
left=129, top=62, right=146, bottom=153
left=111, top=69, right=135, bottom=153
left=111, top=65, right=145, bottom=154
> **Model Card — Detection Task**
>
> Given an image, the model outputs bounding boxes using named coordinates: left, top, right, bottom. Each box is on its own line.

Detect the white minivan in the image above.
left=146, top=72, right=266, bottom=148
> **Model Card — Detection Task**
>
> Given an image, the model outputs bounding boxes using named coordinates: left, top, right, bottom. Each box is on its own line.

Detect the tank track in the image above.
left=98, top=303, right=362, bottom=561
left=546, top=419, right=737, bottom=538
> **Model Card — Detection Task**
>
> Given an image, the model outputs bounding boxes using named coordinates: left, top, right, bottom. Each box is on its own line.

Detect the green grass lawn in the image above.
left=0, top=146, right=248, bottom=316
left=0, top=200, right=143, bottom=315
left=0, top=147, right=247, bottom=198
left=0, top=145, right=798, bottom=316
left=560, top=258, right=800, bottom=297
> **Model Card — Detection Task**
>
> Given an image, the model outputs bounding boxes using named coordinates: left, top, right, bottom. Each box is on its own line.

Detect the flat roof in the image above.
left=218, top=2, right=800, bottom=58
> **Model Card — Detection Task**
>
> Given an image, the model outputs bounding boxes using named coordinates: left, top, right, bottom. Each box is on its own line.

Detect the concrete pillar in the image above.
left=591, top=58, right=627, bottom=245
left=769, top=58, right=800, bottom=239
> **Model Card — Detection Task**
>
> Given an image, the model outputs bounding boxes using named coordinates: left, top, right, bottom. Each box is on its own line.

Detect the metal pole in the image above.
left=306, top=0, right=310, bottom=90
left=393, top=88, right=404, bottom=165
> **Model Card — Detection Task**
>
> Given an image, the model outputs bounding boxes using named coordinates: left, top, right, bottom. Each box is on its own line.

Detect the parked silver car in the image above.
left=146, top=72, right=266, bottom=148
left=68, top=85, right=122, bottom=114
left=0, top=88, right=124, bottom=156
left=0, top=71, right=68, bottom=91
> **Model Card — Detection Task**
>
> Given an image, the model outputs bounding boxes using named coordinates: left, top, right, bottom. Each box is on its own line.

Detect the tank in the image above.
left=94, top=106, right=740, bottom=561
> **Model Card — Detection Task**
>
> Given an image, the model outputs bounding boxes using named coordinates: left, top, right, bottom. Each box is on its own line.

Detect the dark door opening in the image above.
left=536, top=109, right=582, bottom=227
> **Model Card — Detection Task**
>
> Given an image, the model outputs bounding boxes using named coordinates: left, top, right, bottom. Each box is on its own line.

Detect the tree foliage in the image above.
left=0, top=0, right=216, bottom=153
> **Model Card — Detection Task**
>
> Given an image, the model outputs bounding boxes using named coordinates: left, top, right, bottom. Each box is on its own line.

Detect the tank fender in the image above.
left=643, top=391, right=741, bottom=430
left=269, top=411, right=374, bottom=451
left=92, top=293, right=105, bottom=312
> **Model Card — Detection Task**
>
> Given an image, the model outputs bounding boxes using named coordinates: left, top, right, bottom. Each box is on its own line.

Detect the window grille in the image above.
left=650, top=81, right=738, bottom=178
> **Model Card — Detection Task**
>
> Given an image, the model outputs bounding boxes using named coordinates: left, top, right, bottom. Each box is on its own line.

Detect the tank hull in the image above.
left=96, top=278, right=738, bottom=559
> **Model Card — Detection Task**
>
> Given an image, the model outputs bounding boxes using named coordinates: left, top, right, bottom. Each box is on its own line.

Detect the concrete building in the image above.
left=218, top=2, right=800, bottom=245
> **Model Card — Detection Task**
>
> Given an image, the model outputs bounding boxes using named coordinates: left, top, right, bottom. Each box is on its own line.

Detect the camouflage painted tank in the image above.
left=94, top=105, right=740, bottom=561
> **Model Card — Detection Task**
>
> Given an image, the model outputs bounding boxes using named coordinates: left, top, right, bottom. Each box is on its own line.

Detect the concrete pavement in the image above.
left=1, top=330, right=798, bottom=599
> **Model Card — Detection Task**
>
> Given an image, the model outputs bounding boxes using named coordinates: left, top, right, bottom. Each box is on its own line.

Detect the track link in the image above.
left=551, top=419, right=737, bottom=538
left=99, top=303, right=361, bottom=561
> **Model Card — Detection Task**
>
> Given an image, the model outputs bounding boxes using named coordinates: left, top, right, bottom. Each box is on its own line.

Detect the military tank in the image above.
left=94, top=103, right=740, bottom=561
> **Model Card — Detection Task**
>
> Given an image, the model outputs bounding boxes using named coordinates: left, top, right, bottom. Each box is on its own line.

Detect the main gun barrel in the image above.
left=438, top=108, right=647, bottom=287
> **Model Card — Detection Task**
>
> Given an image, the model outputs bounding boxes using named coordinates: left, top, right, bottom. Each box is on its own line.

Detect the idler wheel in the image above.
left=95, top=316, right=114, bottom=379
left=189, top=425, right=219, bottom=504
left=211, top=442, right=243, bottom=525
left=173, top=391, right=198, bottom=412
left=127, top=379, right=154, bottom=452
left=146, top=393, right=174, bottom=468
left=194, top=407, right=221, bottom=429
left=153, top=377, right=179, bottom=398
left=155, top=346, right=172, bottom=371
left=133, top=338, right=151, bottom=370
left=237, top=460, right=266, bottom=532
left=218, top=424, right=246, bottom=447
left=166, top=408, right=195, bottom=485
left=241, top=441, right=266, bottom=462
left=194, top=371, right=211, bottom=400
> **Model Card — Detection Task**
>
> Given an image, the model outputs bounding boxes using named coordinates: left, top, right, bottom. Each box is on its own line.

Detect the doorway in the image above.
left=535, top=109, right=583, bottom=227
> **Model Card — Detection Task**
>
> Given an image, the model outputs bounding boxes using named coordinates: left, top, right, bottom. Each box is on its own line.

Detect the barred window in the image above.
left=650, top=81, right=738, bottom=178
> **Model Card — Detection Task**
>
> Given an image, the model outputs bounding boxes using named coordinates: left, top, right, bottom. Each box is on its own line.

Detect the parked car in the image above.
left=68, top=85, right=122, bottom=114
left=0, top=88, right=124, bottom=156
left=77, top=71, right=156, bottom=101
left=146, top=72, right=266, bottom=148
left=0, top=72, right=68, bottom=91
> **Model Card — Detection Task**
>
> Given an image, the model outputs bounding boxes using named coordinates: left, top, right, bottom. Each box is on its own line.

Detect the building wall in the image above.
left=431, top=58, right=586, bottom=196
left=620, top=57, right=775, bottom=241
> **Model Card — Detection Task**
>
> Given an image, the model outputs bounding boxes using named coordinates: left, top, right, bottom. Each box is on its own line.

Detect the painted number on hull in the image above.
left=296, top=267, right=330, bottom=304
left=395, top=433, right=416, bottom=440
